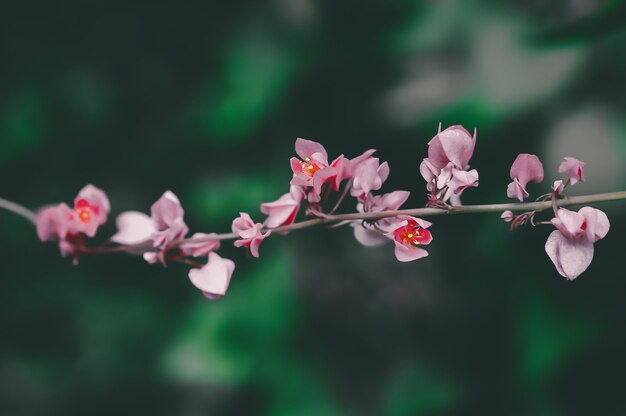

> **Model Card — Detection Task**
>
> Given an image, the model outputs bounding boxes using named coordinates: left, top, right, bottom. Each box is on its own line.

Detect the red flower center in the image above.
left=394, top=220, right=432, bottom=247
left=74, top=199, right=99, bottom=223
left=299, top=157, right=321, bottom=177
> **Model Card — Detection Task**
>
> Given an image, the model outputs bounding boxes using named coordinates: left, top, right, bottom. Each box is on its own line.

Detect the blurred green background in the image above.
left=1, top=1, right=626, bottom=415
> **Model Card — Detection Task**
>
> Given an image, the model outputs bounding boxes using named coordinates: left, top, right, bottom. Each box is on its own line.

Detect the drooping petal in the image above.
left=558, top=157, right=586, bottom=185
left=111, top=211, right=157, bottom=245
left=188, top=252, right=236, bottom=300
left=545, top=230, right=594, bottom=280
left=393, top=241, right=429, bottom=262
left=352, top=224, right=388, bottom=247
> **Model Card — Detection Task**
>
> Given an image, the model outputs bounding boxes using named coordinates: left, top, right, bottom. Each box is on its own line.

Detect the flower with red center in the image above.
left=36, top=184, right=110, bottom=257
left=558, top=157, right=586, bottom=185
left=232, top=212, right=270, bottom=258
left=545, top=207, right=610, bottom=279
left=506, top=153, right=544, bottom=202
left=290, top=138, right=329, bottom=188
left=352, top=190, right=410, bottom=247
left=386, top=216, right=433, bottom=262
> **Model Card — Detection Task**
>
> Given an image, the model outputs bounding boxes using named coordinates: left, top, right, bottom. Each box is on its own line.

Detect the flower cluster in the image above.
left=501, top=155, right=609, bottom=279
left=30, top=123, right=614, bottom=302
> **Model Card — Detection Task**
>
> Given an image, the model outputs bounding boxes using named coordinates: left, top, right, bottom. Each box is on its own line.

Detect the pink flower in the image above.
left=180, top=233, right=221, bottom=257
left=420, top=124, right=479, bottom=203
left=558, top=157, right=586, bottom=185
left=506, top=153, right=544, bottom=202
left=36, top=184, right=110, bottom=256
left=426, top=124, right=476, bottom=170
left=73, top=185, right=110, bottom=237
left=385, top=216, right=433, bottom=262
left=545, top=207, right=610, bottom=280
left=111, top=191, right=188, bottom=264
left=500, top=210, right=514, bottom=222
left=232, top=212, right=270, bottom=258
left=260, top=186, right=305, bottom=229
left=290, top=138, right=329, bottom=188
left=352, top=191, right=410, bottom=247
left=150, top=191, right=189, bottom=248
left=350, top=157, right=390, bottom=201
left=188, top=252, right=235, bottom=300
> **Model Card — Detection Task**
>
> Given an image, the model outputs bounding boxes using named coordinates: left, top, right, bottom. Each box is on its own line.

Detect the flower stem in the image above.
left=0, top=197, right=36, bottom=225
left=4, top=190, right=626, bottom=255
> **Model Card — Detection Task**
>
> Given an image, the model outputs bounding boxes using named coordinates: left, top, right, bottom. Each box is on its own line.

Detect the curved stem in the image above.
left=4, top=190, right=626, bottom=255
left=0, top=197, right=36, bottom=225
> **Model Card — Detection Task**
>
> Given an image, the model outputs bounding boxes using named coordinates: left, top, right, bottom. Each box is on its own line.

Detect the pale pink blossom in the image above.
left=500, top=210, right=514, bottom=222
left=420, top=125, right=479, bottom=203
left=558, top=157, right=586, bottom=185
left=545, top=207, right=610, bottom=280
left=506, top=153, right=544, bottom=202
left=350, top=157, right=390, bottom=200
left=232, top=212, right=270, bottom=258
left=260, top=186, right=305, bottom=229
left=188, top=252, right=235, bottom=300
left=385, top=216, right=433, bottom=262
left=180, top=233, right=221, bottom=257
left=150, top=191, right=189, bottom=247
left=352, top=191, right=410, bottom=247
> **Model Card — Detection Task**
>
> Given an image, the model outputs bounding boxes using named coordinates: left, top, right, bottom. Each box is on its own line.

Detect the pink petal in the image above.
left=550, top=208, right=585, bottom=239
left=427, top=125, right=475, bottom=169
left=151, top=191, right=186, bottom=231
left=180, top=233, right=221, bottom=257
left=111, top=211, right=157, bottom=245
left=379, top=191, right=410, bottom=211
left=501, top=210, right=514, bottom=222
left=545, top=230, right=594, bottom=280
left=578, top=207, right=610, bottom=243
left=393, top=241, right=429, bottom=262
left=76, top=184, right=111, bottom=214
left=188, top=252, right=235, bottom=300
left=352, top=224, right=388, bottom=247
left=558, top=157, right=586, bottom=185
left=506, top=179, right=529, bottom=202
left=295, top=138, right=328, bottom=164
left=510, top=153, right=544, bottom=186
left=36, top=203, right=75, bottom=242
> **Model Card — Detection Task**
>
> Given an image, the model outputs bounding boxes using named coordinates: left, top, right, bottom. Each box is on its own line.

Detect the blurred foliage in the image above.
left=1, top=0, right=626, bottom=415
